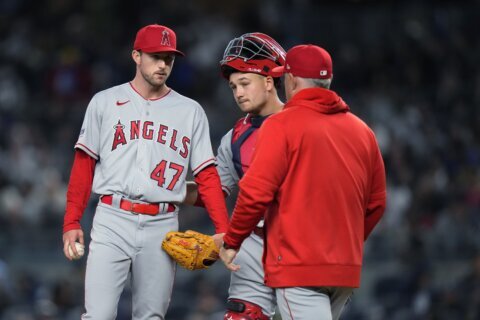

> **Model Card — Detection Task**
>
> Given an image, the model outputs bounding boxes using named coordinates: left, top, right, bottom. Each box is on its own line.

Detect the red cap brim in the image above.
left=138, top=46, right=185, bottom=56
left=270, top=65, right=285, bottom=77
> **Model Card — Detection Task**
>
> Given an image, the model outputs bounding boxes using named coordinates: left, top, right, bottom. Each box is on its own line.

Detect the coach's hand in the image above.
left=220, top=245, right=240, bottom=272
left=212, top=233, right=225, bottom=249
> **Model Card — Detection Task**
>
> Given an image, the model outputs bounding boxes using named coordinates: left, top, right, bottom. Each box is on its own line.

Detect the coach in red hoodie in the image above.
left=220, top=44, right=387, bottom=320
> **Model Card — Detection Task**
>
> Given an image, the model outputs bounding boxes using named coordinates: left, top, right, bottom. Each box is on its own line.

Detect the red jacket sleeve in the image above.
left=63, top=149, right=96, bottom=233
left=364, top=144, right=387, bottom=239
left=194, top=165, right=230, bottom=233
left=223, top=119, right=288, bottom=249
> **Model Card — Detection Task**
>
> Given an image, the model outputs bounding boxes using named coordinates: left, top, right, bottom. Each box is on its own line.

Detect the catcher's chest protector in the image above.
left=231, top=115, right=270, bottom=178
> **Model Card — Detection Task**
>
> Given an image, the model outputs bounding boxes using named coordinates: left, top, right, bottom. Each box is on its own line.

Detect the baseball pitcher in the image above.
left=62, top=24, right=229, bottom=320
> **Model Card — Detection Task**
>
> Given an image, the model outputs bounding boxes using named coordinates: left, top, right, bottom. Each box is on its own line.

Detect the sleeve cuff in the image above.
left=222, top=240, right=240, bottom=250
left=192, top=158, right=216, bottom=176
left=75, top=143, right=99, bottom=160
left=63, top=221, right=82, bottom=234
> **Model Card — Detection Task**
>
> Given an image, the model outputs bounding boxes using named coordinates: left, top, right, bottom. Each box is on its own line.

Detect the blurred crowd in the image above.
left=0, top=0, right=479, bottom=319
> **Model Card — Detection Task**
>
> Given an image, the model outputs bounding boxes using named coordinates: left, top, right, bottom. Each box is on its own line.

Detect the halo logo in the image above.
left=161, top=30, right=171, bottom=46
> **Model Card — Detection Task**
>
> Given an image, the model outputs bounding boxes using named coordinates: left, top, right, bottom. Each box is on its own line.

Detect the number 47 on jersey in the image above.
left=150, top=160, right=184, bottom=191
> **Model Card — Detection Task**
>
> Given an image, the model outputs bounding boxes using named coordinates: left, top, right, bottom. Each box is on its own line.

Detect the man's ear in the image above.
left=287, top=73, right=297, bottom=91
left=132, top=50, right=141, bottom=65
left=265, top=75, right=275, bottom=91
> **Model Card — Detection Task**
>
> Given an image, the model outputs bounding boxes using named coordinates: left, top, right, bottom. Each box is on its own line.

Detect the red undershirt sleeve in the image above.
left=194, top=189, right=227, bottom=207
left=63, top=149, right=96, bottom=233
left=194, top=165, right=230, bottom=233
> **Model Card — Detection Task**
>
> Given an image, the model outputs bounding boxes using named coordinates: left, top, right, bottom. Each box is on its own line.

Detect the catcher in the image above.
left=183, top=32, right=287, bottom=320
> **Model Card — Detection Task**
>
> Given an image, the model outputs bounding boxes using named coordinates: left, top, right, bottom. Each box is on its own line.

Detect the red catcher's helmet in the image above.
left=220, top=32, right=286, bottom=78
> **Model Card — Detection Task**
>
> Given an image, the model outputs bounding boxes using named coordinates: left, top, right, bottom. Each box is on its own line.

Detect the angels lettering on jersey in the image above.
left=111, top=119, right=190, bottom=158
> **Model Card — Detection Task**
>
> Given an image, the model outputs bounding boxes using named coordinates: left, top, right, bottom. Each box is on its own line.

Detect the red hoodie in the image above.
left=223, top=87, right=386, bottom=288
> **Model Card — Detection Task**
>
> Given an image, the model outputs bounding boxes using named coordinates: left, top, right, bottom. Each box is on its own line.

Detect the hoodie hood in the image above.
left=285, top=87, right=350, bottom=114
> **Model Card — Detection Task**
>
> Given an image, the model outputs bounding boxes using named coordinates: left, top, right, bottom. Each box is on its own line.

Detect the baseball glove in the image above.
left=162, top=230, right=219, bottom=270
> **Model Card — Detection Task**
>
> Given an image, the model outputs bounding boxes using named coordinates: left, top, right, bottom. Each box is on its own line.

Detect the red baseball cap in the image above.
left=271, top=44, right=332, bottom=79
left=133, top=24, right=185, bottom=56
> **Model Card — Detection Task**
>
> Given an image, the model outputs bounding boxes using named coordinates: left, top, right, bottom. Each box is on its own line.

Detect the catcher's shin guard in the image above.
left=224, top=299, right=270, bottom=320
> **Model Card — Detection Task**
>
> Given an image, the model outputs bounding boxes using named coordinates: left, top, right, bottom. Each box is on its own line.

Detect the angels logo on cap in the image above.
left=133, top=24, right=184, bottom=56
left=161, top=30, right=171, bottom=47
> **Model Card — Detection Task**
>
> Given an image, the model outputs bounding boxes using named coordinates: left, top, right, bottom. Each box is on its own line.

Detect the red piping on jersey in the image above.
left=129, top=82, right=172, bottom=101
left=281, top=289, right=295, bottom=320
left=192, top=158, right=215, bottom=175
left=75, top=143, right=99, bottom=159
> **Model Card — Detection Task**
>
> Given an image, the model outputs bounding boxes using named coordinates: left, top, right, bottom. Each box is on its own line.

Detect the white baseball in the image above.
left=68, top=242, right=85, bottom=259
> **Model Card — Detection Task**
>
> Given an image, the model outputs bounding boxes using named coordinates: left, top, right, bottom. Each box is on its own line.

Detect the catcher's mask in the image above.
left=220, top=32, right=286, bottom=78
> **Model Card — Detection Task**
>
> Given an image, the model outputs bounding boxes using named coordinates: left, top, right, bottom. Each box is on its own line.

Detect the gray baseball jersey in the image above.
left=76, top=82, right=215, bottom=202
left=77, top=82, right=215, bottom=319
left=216, top=129, right=238, bottom=195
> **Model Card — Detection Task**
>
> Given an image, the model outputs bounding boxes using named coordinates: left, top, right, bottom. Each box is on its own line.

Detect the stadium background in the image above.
left=0, top=0, right=479, bottom=319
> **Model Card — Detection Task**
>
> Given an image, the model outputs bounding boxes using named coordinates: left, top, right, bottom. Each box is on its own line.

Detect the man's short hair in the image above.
left=308, top=78, right=332, bottom=89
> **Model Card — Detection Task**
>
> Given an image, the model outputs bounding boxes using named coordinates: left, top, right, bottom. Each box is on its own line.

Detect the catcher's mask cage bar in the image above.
left=220, top=34, right=283, bottom=64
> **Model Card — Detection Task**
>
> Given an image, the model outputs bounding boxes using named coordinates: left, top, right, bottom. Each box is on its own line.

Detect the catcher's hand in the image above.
left=162, top=230, right=220, bottom=270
